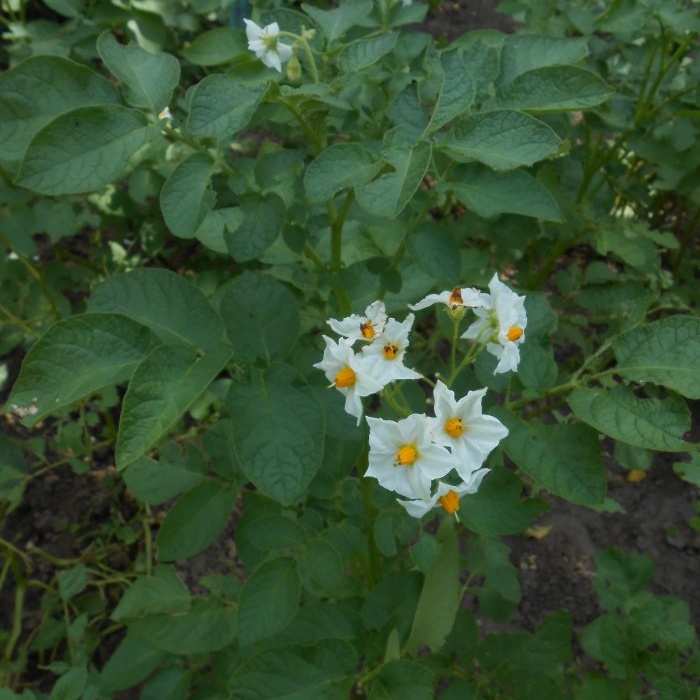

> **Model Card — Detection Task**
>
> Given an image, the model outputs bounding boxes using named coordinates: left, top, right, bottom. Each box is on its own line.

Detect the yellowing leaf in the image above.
left=525, top=525, right=553, bottom=539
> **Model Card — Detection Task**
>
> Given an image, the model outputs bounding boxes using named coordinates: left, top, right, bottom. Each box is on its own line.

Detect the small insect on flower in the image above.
left=327, top=300, right=388, bottom=344
left=409, top=285, right=486, bottom=312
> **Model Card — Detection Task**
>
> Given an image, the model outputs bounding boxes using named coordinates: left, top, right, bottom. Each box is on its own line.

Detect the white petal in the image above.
left=408, top=292, right=450, bottom=311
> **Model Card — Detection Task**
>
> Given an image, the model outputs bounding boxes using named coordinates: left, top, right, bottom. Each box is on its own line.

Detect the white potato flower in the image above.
left=327, top=300, right=388, bottom=344
left=365, top=414, right=457, bottom=500
left=461, top=273, right=527, bottom=374
left=361, top=314, right=422, bottom=385
left=409, top=285, right=485, bottom=312
left=397, top=473, right=489, bottom=518
left=244, top=19, right=293, bottom=73
left=430, top=380, right=508, bottom=480
left=314, top=336, right=383, bottom=425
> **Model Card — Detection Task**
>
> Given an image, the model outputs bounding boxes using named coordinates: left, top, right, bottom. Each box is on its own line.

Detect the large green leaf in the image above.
left=304, top=143, right=381, bottom=203
left=226, top=368, right=324, bottom=505
left=116, top=343, right=233, bottom=469
left=219, top=272, right=300, bottom=362
left=112, top=567, right=190, bottom=621
left=237, top=557, right=301, bottom=646
left=224, top=192, right=285, bottom=262
left=427, top=49, right=476, bottom=132
left=7, top=313, right=159, bottom=426
left=503, top=420, right=607, bottom=506
left=88, top=268, right=227, bottom=352
left=123, top=454, right=205, bottom=505
left=489, top=66, right=613, bottom=112
left=156, top=481, right=236, bottom=561
left=129, top=598, right=237, bottom=654
left=100, top=636, right=166, bottom=693
left=406, top=517, right=460, bottom=654
left=187, top=74, right=267, bottom=141
left=499, top=34, right=589, bottom=84
left=458, top=468, right=548, bottom=535
left=435, top=110, right=561, bottom=170
left=355, top=141, right=432, bottom=218
left=405, top=222, right=461, bottom=285
left=97, top=32, right=180, bottom=113
left=568, top=386, right=692, bottom=452
left=231, top=644, right=355, bottom=699
left=301, top=0, right=373, bottom=41
left=445, top=164, right=563, bottom=221
left=369, top=660, right=434, bottom=700
left=180, top=27, right=247, bottom=66
left=0, top=55, right=119, bottom=161
left=159, top=152, right=216, bottom=239
left=338, top=32, right=398, bottom=72
left=613, top=316, right=700, bottom=399
left=17, top=106, right=157, bottom=195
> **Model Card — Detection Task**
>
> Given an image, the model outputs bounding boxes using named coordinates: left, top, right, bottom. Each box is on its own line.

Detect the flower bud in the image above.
left=286, top=55, right=302, bottom=82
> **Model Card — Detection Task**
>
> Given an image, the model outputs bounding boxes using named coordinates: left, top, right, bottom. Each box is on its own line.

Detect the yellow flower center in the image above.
left=507, top=326, right=524, bottom=342
left=395, top=445, right=417, bottom=466
left=444, top=418, right=465, bottom=438
left=334, top=366, right=356, bottom=388
left=262, top=33, right=278, bottom=51
left=439, top=490, right=460, bottom=514
left=449, top=286, right=463, bottom=307
left=383, top=342, right=399, bottom=359
left=360, top=322, right=375, bottom=340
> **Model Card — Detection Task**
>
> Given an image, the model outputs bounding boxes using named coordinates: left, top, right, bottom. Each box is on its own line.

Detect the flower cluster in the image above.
left=366, top=382, right=507, bottom=518
left=315, top=273, right=527, bottom=519
left=313, top=301, right=422, bottom=425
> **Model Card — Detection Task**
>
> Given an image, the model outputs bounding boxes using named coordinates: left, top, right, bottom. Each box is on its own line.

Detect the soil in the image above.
left=1, top=1, right=698, bottom=696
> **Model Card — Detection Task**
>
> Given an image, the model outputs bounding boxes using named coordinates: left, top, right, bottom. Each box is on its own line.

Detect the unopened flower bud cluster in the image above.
left=315, top=273, right=527, bottom=519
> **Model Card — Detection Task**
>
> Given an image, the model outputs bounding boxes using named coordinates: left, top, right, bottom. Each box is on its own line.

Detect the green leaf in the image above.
left=8, top=313, right=160, bottom=426
left=435, top=110, right=561, bottom=170
left=49, top=667, right=87, bottom=700
left=219, top=272, right=300, bottom=361
left=302, top=0, right=373, bottom=41
left=88, top=268, right=226, bottom=352
left=116, top=342, right=233, bottom=469
left=0, top=435, right=28, bottom=513
left=673, top=452, right=700, bottom=486
left=613, top=316, right=700, bottom=399
left=140, top=667, right=191, bottom=700
left=445, top=164, right=563, bottom=220
left=227, top=369, right=324, bottom=505
left=123, top=455, right=205, bottom=505
left=387, top=84, right=428, bottom=142
left=427, top=50, right=476, bottom=131
left=156, top=481, right=236, bottom=561
left=405, top=222, right=461, bottom=286
left=369, top=659, right=434, bottom=700
left=180, top=27, right=247, bottom=66
left=112, top=567, right=190, bottom=621
left=129, top=598, right=237, bottom=654
left=100, top=636, right=166, bottom=693
left=237, top=557, right=301, bottom=646
left=231, top=645, right=354, bottom=699
left=187, top=74, right=267, bottom=141
left=568, top=386, right=691, bottom=452
left=459, top=468, right=548, bottom=535
left=489, top=66, right=613, bottom=112
left=406, top=517, right=460, bottom=654
left=465, top=535, right=520, bottom=605
left=97, top=32, right=179, bottom=113
left=224, top=192, right=286, bottom=262
left=159, top=152, right=216, bottom=239
left=594, top=547, right=654, bottom=612
left=0, top=56, right=118, bottom=161
left=355, top=141, right=432, bottom=218
left=499, top=34, right=589, bottom=84
left=503, top=420, right=607, bottom=506
left=17, top=106, right=157, bottom=195
left=304, top=143, right=381, bottom=203
left=57, top=565, right=87, bottom=602
left=338, top=32, right=398, bottom=72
